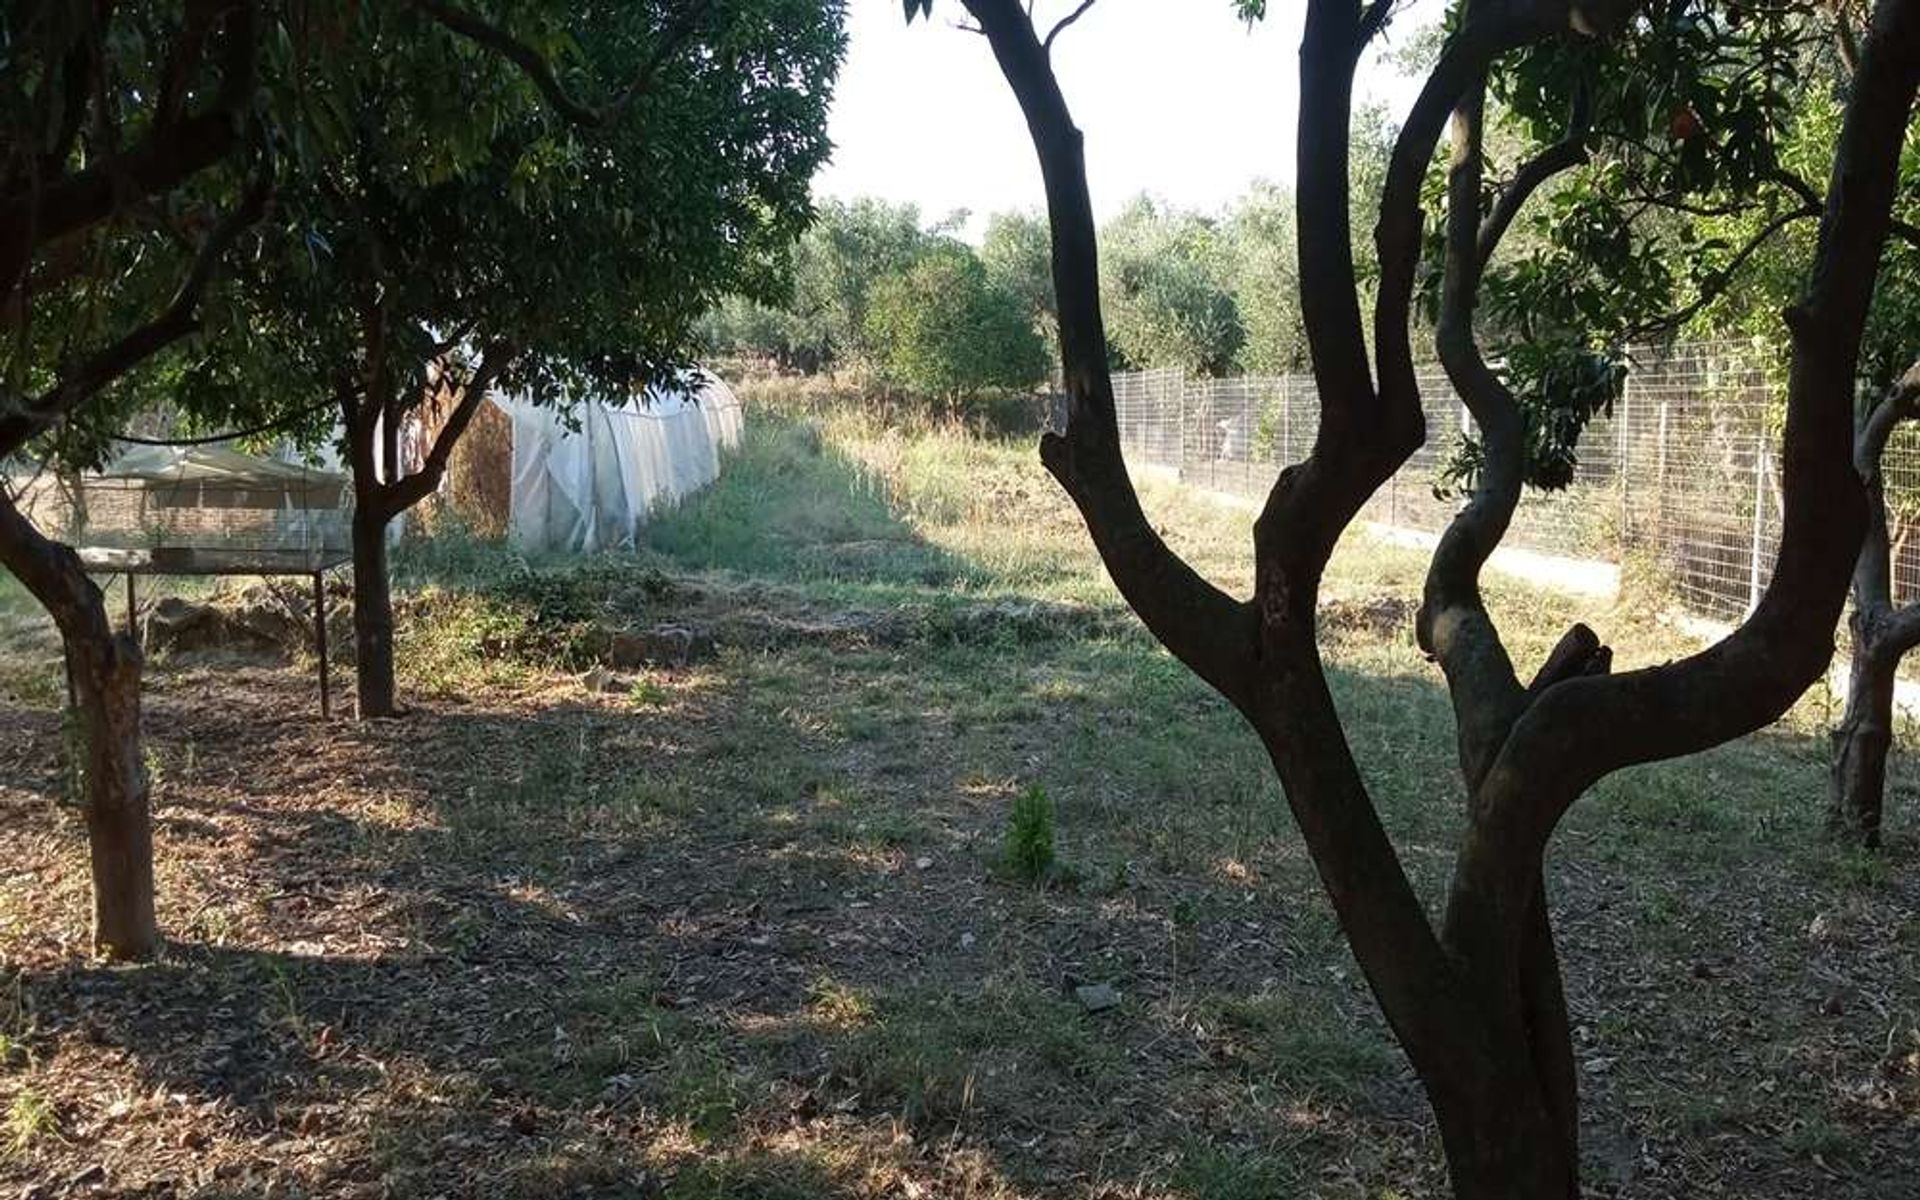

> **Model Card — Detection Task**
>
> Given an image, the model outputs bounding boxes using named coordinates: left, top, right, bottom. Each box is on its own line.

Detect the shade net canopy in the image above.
left=9, top=445, right=352, bottom=575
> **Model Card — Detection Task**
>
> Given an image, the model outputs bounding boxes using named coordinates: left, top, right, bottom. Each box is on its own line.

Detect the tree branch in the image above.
left=958, top=0, right=1253, bottom=705
left=1630, top=203, right=1821, bottom=338
left=384, top=341, right=516, bottom=513
left=1476, top=86, right=1591, bottom=267
left=1851, top=358, right=1920, bottom=613
left=0, top=158, right=272, bottom=459
left=411, top=0, right=709, bottom=130
left=0, top=1, right=257, bottom=300
left=1419, top=78, right=1532, bottom=790
left=1476, top=0, right=1920, bottom=886
left=1041, top=0, right=1099, bottom=53
left=1373, top=9, right=1552, bottom=461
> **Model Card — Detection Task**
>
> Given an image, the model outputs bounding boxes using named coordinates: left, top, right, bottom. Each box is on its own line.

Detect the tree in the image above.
left=1832, top=363, right=1920, bottom=845
left=981, top=208, right=1060, bottom=359
left=1224, top=182, right=1306, bottom=373
left=183, top=0, right=841, bottom=718
left=1098, top=195, right=1244, bottom=375
left=703, top=197, right=939, bottom=370
left=1510, top=6, right=1920, bottom=846
left=908, top=0, right=1919, bottom=1195
left=0, top=0, right=270, bottom=960
left=863, top=244, right=1050, bottom=406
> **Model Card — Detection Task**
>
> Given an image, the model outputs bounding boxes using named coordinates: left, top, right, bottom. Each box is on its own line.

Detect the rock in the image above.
left=1073, top=983, right=1120, bottom=1014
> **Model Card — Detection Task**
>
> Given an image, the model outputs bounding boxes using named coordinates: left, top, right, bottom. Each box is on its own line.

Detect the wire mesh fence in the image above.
left=1109, top=340, right=1877, bottom=625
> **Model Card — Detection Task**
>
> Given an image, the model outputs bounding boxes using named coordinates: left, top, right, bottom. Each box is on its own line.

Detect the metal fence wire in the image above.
left=1108, top=340, right=1897, bottom=624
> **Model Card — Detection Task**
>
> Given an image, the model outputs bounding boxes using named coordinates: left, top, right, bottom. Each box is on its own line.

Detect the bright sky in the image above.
left=815, top=0, right=1443, bottom=237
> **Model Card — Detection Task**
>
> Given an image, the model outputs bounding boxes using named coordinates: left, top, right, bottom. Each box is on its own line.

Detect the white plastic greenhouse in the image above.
left=490, top=369, right=744, bottom=553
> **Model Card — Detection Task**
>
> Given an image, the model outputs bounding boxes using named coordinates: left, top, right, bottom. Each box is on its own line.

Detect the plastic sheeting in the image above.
left=497, top=370, right=744, bottom=553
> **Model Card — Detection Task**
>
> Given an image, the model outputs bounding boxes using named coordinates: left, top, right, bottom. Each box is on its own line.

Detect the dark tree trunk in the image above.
left=351, top=505, right=397, bottom=719
left=1433, top=1100, right=1575, bottom=1200
left=1829, top=362, right=1920, bottom=848
left=1831, top=615, right=1896, bottom=847
left=0, top=493, right=156, bottom=959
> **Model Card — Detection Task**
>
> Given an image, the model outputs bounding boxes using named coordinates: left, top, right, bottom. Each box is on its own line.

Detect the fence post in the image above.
left=1281, top=375, right=1292, bottom=464
left=1748, top=433, right=1766, bottom=616
left=1616, top=380, right=1631, bottom=547
left=1656, top=398, right=1670, bottom=543
left=1177, top=370, right=1189, bottom=482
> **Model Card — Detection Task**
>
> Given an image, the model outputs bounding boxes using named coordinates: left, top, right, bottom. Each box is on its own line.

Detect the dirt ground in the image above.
left=5, top=419, right=1920, bottom=1199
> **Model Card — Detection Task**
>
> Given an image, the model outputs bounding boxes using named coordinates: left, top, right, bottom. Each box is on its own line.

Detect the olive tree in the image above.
left=908, top=0, right=1919, bottom=1194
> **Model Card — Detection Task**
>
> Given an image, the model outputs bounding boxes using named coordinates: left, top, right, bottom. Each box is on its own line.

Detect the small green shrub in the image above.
left=1002, top=784, right=1056, bottom=882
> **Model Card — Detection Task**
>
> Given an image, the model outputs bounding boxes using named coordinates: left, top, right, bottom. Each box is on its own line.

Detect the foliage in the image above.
left=980, top=209, right=1060, bottom=357
left=1223, top=183, right=1305, bottom=373
left=1099, top=196, right=1244, bottom=377
left=165, top=0, right=844, bottom=447
left=863, top=246, right=1050, bottom=403
left=705, top=197, right=946, bottom=369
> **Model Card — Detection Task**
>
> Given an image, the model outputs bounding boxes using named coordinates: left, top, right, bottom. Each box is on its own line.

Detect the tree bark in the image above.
left=1829, top=361, right=1920, bottom=847
left=70, top=626, right=155, bottom=958
left=1830, top=618, right=1895, bottom=847
left=0, top=492, right=155, bottom=959
left=351, top=503, right=398, bottom=719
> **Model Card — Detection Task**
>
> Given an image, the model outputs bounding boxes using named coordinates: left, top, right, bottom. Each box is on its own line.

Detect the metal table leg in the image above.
left=314, top=571, right=331, bottom=719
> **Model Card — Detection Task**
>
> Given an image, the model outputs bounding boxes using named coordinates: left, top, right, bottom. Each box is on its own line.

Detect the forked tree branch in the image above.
left=383, top=341, right=517, bottom=513
left=1476, top=86, right=1591, bottom=267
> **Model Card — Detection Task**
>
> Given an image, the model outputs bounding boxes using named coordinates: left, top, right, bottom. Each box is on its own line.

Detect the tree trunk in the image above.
left=1435, top=1110, right=1578, bottom=1200
left=1831, top=616, right=1896, bottom=847
left=0, top=492, right=156, bottom=959
left=351, top=506, right=398, bottom=718
left=68, top=627, right=156, bottom=959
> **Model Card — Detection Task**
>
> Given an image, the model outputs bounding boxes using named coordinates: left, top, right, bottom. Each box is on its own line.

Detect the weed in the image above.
left=4, top=1089, right=56, bottom=1158
left=1002, top=784, right=1056, bottom=883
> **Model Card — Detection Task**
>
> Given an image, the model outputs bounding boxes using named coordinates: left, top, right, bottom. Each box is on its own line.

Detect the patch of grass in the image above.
left=1168, top=1145, right=1311, bottom=1200
left=1196, top=986, right=1398, bottom=1103
left=4, top=1088, right=56, bottom=1158
left=1781, top=1115, right=1857, bottom=1160
left=1001, top=784, right=1056, bottom=883
left=502, top=975, right=691, bottom=1107
left=832, top=977, right=1117, bottom=1130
